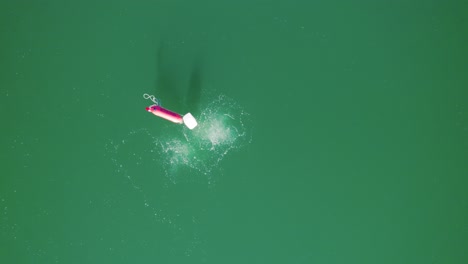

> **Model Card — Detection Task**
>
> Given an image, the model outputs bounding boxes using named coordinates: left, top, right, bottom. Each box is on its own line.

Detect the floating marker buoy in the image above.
left=146, top=105, right=183, bottom=124
left=144, top=93, right=198, bottom=130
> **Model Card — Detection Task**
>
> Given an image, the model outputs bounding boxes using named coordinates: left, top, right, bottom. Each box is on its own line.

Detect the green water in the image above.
left=1, top=1, right=467, bottom=263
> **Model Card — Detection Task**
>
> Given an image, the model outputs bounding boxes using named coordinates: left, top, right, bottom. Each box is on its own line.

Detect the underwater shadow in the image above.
left=154, top=40, right=204, bottom=115
left=185, top=57, right=203, bottom=116
left=155, top=41, right=181, bottom=108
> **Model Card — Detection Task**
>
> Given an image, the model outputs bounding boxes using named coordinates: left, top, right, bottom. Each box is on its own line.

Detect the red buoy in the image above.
left=146, top=105, right=183, bottom=124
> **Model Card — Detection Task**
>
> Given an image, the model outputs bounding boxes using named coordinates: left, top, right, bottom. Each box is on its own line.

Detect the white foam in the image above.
left=104, top=94, right=251, bottom=257
left=107, top=94, right=251, bottom=184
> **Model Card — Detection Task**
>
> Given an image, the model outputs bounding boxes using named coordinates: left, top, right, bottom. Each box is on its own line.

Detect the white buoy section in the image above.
left=183, top=113, right=198, bottom=130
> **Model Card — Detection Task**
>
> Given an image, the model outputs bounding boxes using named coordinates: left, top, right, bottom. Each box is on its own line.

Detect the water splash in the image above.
left=157, top=94, right=251, bottom=182
left=105, top=94, right=251, bottom=257
left=107, top=94, right=251, bottom=185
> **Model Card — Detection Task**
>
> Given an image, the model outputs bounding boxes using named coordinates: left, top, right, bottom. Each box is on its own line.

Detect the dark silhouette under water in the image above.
left=154, top=41, right=203, bottom=117
left=186, top=57, right=203, bottom=116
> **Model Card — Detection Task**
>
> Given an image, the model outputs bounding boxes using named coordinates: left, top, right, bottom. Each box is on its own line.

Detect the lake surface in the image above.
left=1, top=1, right=467, bottom=263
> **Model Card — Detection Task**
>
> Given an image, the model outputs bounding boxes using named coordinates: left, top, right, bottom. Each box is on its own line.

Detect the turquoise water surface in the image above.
left=1, top=1, right=467, bottom=263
